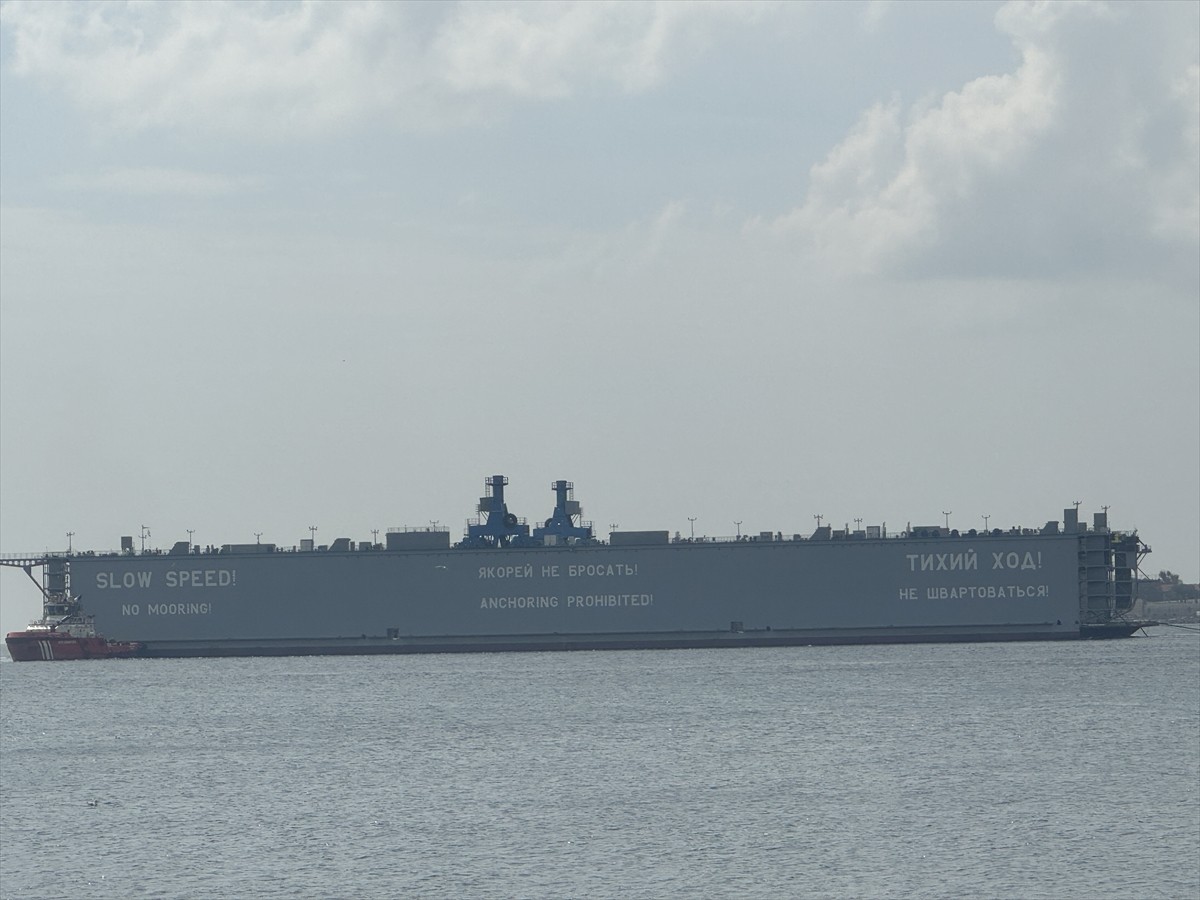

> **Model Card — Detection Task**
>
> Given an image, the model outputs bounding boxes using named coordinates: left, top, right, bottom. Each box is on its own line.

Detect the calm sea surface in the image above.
left=2, top=629, right=1197, bottom=900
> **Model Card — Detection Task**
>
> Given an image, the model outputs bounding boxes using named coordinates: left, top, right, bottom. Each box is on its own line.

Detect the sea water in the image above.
left=1, top=628, right=1197, bottom=900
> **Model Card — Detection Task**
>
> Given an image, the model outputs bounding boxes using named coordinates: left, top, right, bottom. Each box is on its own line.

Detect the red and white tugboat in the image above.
left=6, top=614, right=142, bottom=661
left=3, top=557, right=142, bottom=662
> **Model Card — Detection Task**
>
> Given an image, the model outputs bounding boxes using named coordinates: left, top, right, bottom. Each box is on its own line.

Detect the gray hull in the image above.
left=59, top=529, right=1142, bottom=657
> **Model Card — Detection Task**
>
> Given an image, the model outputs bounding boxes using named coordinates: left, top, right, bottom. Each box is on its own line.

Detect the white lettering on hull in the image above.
left=905, top=551, right=1043, bottom=573
left=164, top=570, right=236, bottom=588
left=566, top=594, right=654, bottom=607
left=96, top=571, right=154, bottom=589
left=898, top=584, right=1051, bottom=600
left=479, top=594, right=655, bottom=610
left=905, top=552, right=979, bottom=572
left=121, top=602, right=212, bottom=616
left=147, top=602, right=213, bottom=615
left=97, top=570, right=238, bottom=589
left=480, top=596, right=559, bottom=609
left=478, top=562, right=639, bottom=579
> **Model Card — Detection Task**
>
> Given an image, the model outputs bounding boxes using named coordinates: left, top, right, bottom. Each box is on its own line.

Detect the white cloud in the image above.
left=1154, top=62, right=1200, bottom=244
left=859, top=0, right=891, bottom=35
left=2, top=0, right=421, bottom=136
left=763, top=3, right=1063, bottom=275
left=0, top=0, right=775, bottom=136
left=432, top=2, right=742, bottom=98
left=763, top=0, right=1199, bottom=281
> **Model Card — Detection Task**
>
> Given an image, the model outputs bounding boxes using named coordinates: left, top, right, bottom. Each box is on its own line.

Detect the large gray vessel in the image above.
left=4, top=475, right=1151, bottom=658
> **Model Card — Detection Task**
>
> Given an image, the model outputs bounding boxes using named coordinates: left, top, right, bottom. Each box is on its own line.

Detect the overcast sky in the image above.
left=1, top=0, right=1197, bottom=634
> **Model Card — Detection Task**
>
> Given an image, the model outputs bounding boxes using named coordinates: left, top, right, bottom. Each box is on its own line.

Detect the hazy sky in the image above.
left=1, top=0, right=1197, bottom=634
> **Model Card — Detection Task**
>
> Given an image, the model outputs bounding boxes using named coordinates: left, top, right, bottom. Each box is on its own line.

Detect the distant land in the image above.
left=1136, top=573, right=1200, bottom=623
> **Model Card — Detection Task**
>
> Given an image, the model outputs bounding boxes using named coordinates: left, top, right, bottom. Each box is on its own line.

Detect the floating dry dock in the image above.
left=2, top=476, right=1152, bottom=658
